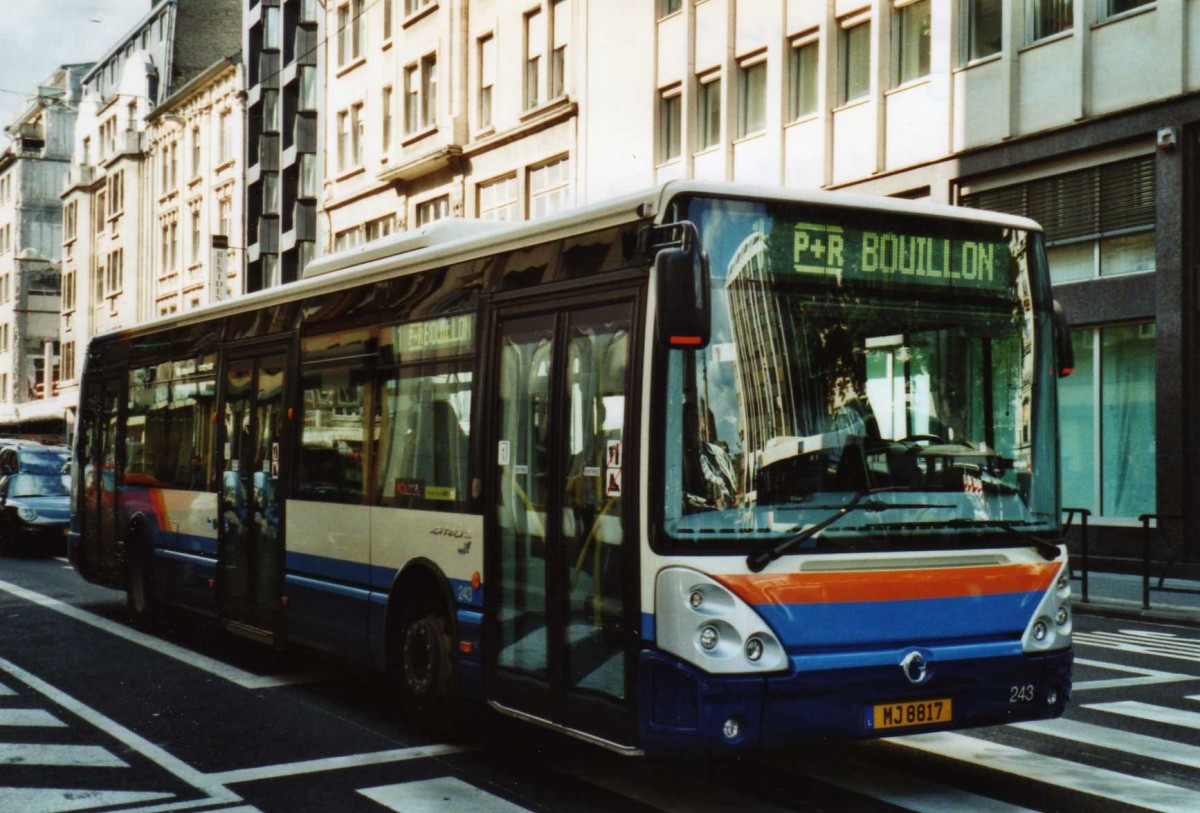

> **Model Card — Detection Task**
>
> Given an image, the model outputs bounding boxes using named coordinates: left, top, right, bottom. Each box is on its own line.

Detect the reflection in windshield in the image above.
left=662, top=197, right=1059, bottom=551
left=10, top=473, right=70, bottom=498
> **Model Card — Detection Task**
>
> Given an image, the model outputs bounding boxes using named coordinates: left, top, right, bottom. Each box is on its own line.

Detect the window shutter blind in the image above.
left=960, top=155, right=1155, bottom=244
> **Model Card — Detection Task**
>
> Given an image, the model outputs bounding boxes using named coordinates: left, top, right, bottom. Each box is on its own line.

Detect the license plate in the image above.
left=869, top=698, right=952, bottom=730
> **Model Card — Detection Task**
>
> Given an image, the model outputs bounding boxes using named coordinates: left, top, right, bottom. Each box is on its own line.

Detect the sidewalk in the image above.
left=1072, top=569, right=1200, bottom=627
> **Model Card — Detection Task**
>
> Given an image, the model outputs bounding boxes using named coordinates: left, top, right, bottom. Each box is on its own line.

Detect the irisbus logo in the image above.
left=900, top=651, right=929, bottom=685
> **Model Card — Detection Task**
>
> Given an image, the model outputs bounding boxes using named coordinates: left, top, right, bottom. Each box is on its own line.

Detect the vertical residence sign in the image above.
left=211, top=234, right=228, bottom=301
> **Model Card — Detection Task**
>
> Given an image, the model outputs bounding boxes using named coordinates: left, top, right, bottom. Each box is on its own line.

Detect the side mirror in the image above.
left=655, top=236, right=711, bottom=349
left=1053, top=300, right=1074, bottom=377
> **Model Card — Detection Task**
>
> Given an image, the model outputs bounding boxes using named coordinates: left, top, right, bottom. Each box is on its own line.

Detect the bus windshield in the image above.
left=659, top=195, right=1059, bottom=554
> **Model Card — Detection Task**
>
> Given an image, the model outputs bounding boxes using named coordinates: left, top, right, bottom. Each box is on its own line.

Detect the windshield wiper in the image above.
left=943, top=518, right=1061, bottom=561
left=745, top=489, right=954, bottom=573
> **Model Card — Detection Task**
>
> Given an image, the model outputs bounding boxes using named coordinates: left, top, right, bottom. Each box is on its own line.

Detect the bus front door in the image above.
left=216, top=349, right=288, bottom=637
left=486, top=294, right=641, bottom=749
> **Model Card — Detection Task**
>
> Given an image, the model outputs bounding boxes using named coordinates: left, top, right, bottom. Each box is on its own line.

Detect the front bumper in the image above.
left=637, top=646, right=1072, bottom=754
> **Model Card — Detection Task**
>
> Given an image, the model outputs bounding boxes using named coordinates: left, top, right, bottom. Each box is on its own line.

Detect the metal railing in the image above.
left=1062, top=507, right=1090, bottom=603
left=1139, top=513, right=1191, bottom=609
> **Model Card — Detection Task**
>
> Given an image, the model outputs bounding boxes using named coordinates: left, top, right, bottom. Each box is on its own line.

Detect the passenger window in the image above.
left=296, top=364, right=370, bottom=503
left=375, top=364, right=472, bottom=510
left=125, top=357, right=216, bottom=490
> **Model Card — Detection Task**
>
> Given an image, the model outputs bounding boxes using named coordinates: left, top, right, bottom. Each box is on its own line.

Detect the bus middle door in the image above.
left=216, top=346, right=289, bottom=639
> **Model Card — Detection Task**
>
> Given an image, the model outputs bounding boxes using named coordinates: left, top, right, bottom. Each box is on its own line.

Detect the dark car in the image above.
left=0, top=471, right=72, bottom=555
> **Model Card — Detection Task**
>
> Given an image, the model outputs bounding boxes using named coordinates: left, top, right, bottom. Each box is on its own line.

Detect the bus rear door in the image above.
left=484, top=288, right=642, bottom=750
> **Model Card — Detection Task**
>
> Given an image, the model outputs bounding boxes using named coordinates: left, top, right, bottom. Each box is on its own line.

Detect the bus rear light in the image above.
left=471, top=571, right=481, bottom=590
left=207, top=578, right=215, bottom=589
left=459, top=641, right=474, bottom=654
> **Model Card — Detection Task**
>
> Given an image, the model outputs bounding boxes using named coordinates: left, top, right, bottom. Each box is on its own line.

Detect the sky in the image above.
left=0, top=0, right=152, bottom=139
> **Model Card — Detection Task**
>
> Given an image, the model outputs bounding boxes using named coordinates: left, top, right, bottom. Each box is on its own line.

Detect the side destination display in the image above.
left=783, top=221, right=1012, bottom=291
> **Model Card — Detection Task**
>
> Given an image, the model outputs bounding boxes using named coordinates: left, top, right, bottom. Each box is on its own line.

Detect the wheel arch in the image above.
left=384, top=557, right=460, bottom=652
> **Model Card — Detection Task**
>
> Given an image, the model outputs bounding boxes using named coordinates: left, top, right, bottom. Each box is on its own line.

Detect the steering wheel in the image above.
left=899, top=433, right=942, bottom=444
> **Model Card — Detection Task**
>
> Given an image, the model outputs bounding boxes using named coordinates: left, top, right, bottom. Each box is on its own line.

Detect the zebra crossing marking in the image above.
left=894, top=730, right=1200, bottom=812
left=1084, top=700, right=1200, bottom=731
left=0, top=708, right=66, bottom=727
left=359, top=777, right=533, bottom=813
left=0, top=743, right=128, bottom=768
left=1075, top=629, right=1200, bottom=666
left=0, top=788, right=174, bottom=813
left=1012, top=717, right=1200, bottom=770
left=205, top=744, right=469, bottom=785
left=0, top=680, right=14, bottom=696
left=1072, top=657, right=1200, bottom=691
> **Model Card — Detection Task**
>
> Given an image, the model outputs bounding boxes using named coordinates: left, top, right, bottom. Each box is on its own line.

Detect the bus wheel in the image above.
left=393, top=609, right=459, bottom=735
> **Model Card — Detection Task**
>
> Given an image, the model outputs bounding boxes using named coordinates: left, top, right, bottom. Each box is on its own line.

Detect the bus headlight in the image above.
left=655, top=568, right=786, bottom=674
left=1022, top=561, right=1071, bottom=652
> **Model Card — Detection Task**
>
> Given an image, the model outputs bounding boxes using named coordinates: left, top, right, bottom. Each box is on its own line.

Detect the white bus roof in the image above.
left=99, top=180, right=1043, bottom=342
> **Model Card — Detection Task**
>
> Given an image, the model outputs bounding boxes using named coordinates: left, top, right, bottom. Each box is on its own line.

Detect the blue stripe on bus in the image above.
left=642, top=613, right=656, bottom=642
left=755, top=591, right=1043, bottom=651
left=285, top=550, right=373, bottom=586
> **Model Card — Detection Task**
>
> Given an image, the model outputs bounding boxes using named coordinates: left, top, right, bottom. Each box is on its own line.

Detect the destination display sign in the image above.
left=778, top=221, right=1012, bottom=292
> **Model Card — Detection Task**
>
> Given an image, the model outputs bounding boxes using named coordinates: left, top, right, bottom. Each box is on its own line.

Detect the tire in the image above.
left=390, top=608, right=460, bottom=737
left=125, top=540, right=159, bottom=625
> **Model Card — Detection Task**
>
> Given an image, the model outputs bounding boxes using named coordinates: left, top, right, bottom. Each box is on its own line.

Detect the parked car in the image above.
left=0, top=444, right=68, bottom=477
left=0, top=471, right=71, bottom=556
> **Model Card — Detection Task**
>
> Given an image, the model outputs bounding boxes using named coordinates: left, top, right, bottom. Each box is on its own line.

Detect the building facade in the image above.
left=0, top=65, right=91, bottom=440
left=242, top=0, right=324, bottom=290
left=145, top=58, right=246, bottom=317
left=59, top=0, right=242, bottom=426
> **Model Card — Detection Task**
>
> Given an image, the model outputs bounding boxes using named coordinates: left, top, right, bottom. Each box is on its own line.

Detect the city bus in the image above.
left=70, top=181, right=1074, bottom=753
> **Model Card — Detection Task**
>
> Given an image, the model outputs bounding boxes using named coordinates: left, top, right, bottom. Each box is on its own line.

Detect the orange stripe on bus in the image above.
left=714, top=563, right=1059, bottom=606
left=149, top=489, right=170, bottom=528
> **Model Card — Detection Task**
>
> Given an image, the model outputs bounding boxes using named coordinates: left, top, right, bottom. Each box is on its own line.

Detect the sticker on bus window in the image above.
left=395, top=479, right=425, bottom=499
left=606, top=469, right=622, bottom=498
left=498, top=441, right=510, bottom=466
left=425, top=486, right=457, bottom=501
left=606, top=440, right=622, bottom=469
left=514, top=465, right=529, bottom=476
left=583, top=466, right=601, bottom=478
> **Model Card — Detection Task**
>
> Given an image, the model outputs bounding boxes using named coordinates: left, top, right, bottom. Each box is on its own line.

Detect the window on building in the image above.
left=352, top=0, right=364, bottom=59
left=1028, top=0, right=1072, bottom=42
left=107, top=248, right=123, bottom=294
left=406, top=0, right=435, bottom=16
left=95, top=190, right=107, bottom=234
left=789, top=38, right=819, bottom=120
left=337, top=4, right=351, bottom=66
left=351, top=102, right=365, bottom=166
left=219, top=110, right=232, bottom=163
left=478, top=174, right=518, bottom=221
left=334, top=227, right=362, bottom=252
left=659, top=87, right=682, bottom=162
left=0, top=324, right=9, bottom=352
left=1058, top=325, right=1156, bottom=518
left=1104, top=0, right=1152, bottom=17
left=660, top=0, right=681, bottom=17
left=169, top=141, right=178, bottom=189
left=697, top=73, right=721, bottom=150
left=404, top=65, right=419, bottom=133
left=737, top=57, right=767, bottom=138
left=64, top=202, right=77, bottom=241
left=300, top=67, right=317, bottom=110
left=108, top=171, right=124, bottom=216
left=415, top=196, right=449, bottom=226
left=300, top=154, right=318, bottom=198
left=264, top=5, right=281, bottom=49
left=421, top=55, right=437, bottom=129
left=551, top=0, right=569, bottom=98
left=191, top=125, right=201, bottom=175
left=337, top=110, right=350, bottom=169
left=263, top=90, right=279, bottom=134
left=217, top=194, right=232, bottom=237
left=382, top=85, right=393, bottom=150
left=383, top=0, right=393, bottom=39
left=191, top=209, right=201, bottom=263
left=841, top=20, right=871, bottom=104
left=478, top=34, right=495, bottom=129
left=895, top=1, right=931, bottom=86
left=529, top=156, right=570, bottom=218
left=964, top=0, right=1002, bottom=61
left=365, top=216, right=393, bottom=242
left=63, top=270, right=75, bottom=312
left=525, top=8, right=545, bottom=110
left=961, top=154, right=1156, bottom=284
left=62, top=342, right=75, bottom=383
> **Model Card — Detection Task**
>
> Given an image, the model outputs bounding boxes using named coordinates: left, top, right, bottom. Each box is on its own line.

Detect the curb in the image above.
left=1074, top=598, right=1200, bottom=629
